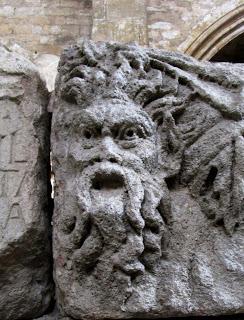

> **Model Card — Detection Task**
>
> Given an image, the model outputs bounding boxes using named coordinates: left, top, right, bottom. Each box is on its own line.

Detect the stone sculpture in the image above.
left=52, top=41, right=244, bottom=319
left=0, top=45, right=52, bottom=319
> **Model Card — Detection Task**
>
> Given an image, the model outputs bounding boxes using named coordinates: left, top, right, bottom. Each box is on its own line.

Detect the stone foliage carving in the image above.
left=52, top=41, right=244, bottom=319
left=0, top=45, right=52, bottom=319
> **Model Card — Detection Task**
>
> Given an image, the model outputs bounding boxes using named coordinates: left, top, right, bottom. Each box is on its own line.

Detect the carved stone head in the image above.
left=52, top=41, right=244, bottom=319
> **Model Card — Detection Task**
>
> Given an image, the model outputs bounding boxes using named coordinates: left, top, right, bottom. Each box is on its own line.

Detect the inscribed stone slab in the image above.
left=0, top=45, right=52, bottom=319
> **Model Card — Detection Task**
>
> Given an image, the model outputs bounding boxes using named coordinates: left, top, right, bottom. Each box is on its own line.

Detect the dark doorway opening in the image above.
left=210, top=33, right=244, bottom=63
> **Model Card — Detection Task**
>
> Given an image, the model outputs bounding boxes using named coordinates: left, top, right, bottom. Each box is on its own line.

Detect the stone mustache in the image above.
left=67, top=99, right=169, bottom=276
left=51, top=41, right=244, bottom=319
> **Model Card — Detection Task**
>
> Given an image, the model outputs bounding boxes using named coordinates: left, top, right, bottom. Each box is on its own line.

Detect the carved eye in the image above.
left=83, top=128, right=94, bottom=139
left=120, top=126, right=141, bottom=141
left=124, top=128, right=137, bottom=139
left=119, top=126, right=146, bottom=141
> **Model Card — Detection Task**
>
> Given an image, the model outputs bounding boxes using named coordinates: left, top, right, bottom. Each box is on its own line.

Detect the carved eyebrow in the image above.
left=71, top=110, right=104, bottom=128
left=62, top=108, right=155, bottom=136
left=108, top=112, right=155, bottom=135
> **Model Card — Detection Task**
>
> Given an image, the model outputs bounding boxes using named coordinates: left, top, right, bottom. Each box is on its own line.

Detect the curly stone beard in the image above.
left=69, top=161, right=170, bottom=281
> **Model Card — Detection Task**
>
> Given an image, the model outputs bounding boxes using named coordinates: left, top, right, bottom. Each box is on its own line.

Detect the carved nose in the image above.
left=101, top=136, right=122, bottom=164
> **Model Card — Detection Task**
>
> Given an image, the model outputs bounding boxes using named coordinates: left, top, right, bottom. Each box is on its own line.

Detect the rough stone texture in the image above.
left=0, top=45, right=52, bottom=319
left=92, top=0, right=148, bottom=45
left=0, top=0, right=243, bottom=59
left=0, top=41, right=59, bottom=93
left=0, top=0, right=92, bottom=55
left=34, top=308, right=59, bottom=320
left=35, top=313, right=244, bottom=320
left=91, top=0, right=244, bottom=57
left=146, top=0, right=244, bottom=52
left=51, top=40, right=244, bottom=319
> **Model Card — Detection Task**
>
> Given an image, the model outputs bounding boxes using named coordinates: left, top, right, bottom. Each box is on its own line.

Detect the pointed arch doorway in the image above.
left=185, top=4, right=244, bottom=62
left=210, top=32, right=244, bottom=62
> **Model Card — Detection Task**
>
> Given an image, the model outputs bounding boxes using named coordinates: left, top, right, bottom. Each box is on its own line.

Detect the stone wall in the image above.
left=0, top=0, right=243, bottom=58
left=146, top=0, right=244, bottom=54
left=92, top=0, right=244, bottom=57
left=92, top=0, right=148, bottom=45
left=0, top=0, right=92, bottom=55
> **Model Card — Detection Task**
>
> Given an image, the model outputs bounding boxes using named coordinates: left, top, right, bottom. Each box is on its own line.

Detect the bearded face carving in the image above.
left=52, top=41, right=244, bottom=319
left=53, top=98, right=171, bottom=310
left=65, top=99, right=169, bottom=277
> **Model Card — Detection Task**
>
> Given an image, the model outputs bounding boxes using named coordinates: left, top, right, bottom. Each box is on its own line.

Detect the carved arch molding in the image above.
left=185, top=4, right=244, bottom=61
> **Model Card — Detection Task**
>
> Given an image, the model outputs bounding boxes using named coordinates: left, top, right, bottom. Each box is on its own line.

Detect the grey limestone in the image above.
left=0, top=45, right=52, bottom=319
left=50, top=41, right=244, bottom=319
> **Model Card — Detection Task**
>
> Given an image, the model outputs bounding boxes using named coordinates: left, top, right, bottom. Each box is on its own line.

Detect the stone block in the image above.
left=0, top=45, right=52, bottom=319
left=59, top=0, right=81, bottom=9
left=0, top=6, right=14, bottom=17
left=92, top=19, right=148, bottom=45
left=31, top=16, right=51, bottom=25
left=52, top=40, right=244, bottom=319
left=40, top=35, right=53, bottom=45
left=50, top=16, right=67, bottom=26
left=14, top=24, right=36, bottom=35
left=0, top=24, right=13, bottom=35
left=32, top=25, right=43, bottom=34
left=50, top=25, right=62, bottom=35
left=44, top=7, right=76, bottom=17
left=93, top=0, right=107, bottom=20
left=106, top=0, right=146, bottom=19
left=15, top=6, right=44, bottom=16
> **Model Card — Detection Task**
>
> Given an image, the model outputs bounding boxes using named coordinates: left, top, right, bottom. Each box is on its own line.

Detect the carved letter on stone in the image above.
left=0, top=46, right=52, bottom=320
left=52, top=41, right=244, bottom=319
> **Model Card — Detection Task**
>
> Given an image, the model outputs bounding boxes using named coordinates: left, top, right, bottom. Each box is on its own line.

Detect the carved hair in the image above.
left=56, top=40, right=243, bottom=120
left=55, top=40, right=244, bottom=234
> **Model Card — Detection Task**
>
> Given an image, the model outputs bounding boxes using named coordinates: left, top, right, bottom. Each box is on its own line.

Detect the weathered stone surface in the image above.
left=92, top=0, right=148, bottom=45
left=0, top=0, right=93, bottom=55
left=0, top=45, right=52, bottom=319
left=34, top=308, right=59, bottom=320
left=34, top=313, right=244, bottom=320
left=52, top=40, right=244, bottom=319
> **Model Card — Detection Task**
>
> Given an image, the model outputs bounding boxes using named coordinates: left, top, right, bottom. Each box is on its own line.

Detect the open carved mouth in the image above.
left=91, top=171, right=125, bottom=190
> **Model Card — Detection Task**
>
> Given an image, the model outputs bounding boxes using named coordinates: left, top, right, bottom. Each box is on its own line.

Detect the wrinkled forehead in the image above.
left=70, top=99, right=155, bottom=131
